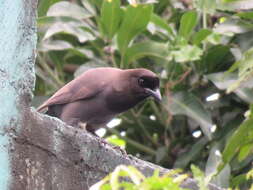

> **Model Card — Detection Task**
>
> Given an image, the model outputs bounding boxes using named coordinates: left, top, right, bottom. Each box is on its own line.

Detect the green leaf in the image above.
left=191, top=165, right=209, bottom=190
left=193, top=0, right=217, bottom=15
left=74, top=59, right=108, bottom=77
left=223, top=118, right=253, bottom=164
left=236, top=11, right=253, bottom=20
left=174, top=137, right=208, bottom=168
left=222, top=0, right=239, bottom=2
left=205, top=144, right=222, bottom=178
left=238, top=143, right=253, bottom=161
left=155, top=146, right=168, bottom=163
left=214, top=19, right=253, bottom=34
left=38, top=0, right=61, bottom=17
left=206, top=72, right=253, bottom=104
left=192, top=29, right=212, bottom=45
left=179, top=11, right=198, bottom=40
left=141, top=176, right=182, bottom=190
left=218, top=0, right=253, bottom=11
left=43, top=22, right=96, bottom=43
left=165, top=92, right=213, bottom=140
left=38, top=40, right=73, bottom=51
left=90, top=0, right=103, bottom=9
left=123, top=41, right=169, bottom=64
left=237, top=47, right=253, bottom=76
left=202, top=45, right=231, bottom=73
left=106, top=135, right=126, bottom=149
left=47, top=2, right=93, bottom=20
left=205, top=144, right=231, bottom=188
left=150, top=13, right=175, bottom=37
left=117, top=4, right=153, bottom=54
left=37, top=16, right=98, bottom=40
left=80, top=0, right=96, bottom=15
left=37, top=16, right=81, bottom=28
left=231, top=174, right=247, bottom=188
left=214, top=165, right=231, bottom=188
left=171, top=44, right=203, bottom=63
left=227, top=47, right=253, bottom=93
left=100, top=0, right=122, bottom=40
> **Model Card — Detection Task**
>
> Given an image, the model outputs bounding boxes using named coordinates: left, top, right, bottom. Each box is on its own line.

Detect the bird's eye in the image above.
left=138, top=76, right=159, bottom=90
left=138, top=78, right=145, bottom=87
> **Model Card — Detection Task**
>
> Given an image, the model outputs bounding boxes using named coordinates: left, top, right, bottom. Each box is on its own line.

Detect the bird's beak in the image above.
left=145, top=88, right=162, bottom=102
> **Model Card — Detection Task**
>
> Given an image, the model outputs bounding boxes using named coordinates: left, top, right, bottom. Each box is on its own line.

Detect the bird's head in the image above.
left=125, top=68, right=162, bottom=102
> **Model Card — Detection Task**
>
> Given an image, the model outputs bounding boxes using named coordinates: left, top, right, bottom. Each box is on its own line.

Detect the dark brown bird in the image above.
left=37, top=67, right=161, bottom=133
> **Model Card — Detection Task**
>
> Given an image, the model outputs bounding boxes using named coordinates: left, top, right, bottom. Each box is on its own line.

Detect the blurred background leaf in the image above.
left=117, top=4, right=153, bottom=55
left=35, top=0, right=253, bottom=189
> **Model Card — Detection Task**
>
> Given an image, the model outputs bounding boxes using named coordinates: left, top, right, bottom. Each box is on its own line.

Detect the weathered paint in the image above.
left=0, top=0, right=37, bottom=189
left=0, top=136, right=10, bottom=189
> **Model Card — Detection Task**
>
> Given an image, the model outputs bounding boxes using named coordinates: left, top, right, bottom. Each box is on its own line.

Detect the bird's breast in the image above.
left=105, top=90, right=147, bottom=113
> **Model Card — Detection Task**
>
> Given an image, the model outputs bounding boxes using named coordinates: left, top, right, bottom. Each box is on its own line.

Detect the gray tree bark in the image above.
left=0, top=0, right=224, bottom=190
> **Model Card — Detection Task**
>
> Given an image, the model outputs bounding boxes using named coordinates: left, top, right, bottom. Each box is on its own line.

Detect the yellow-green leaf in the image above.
left=117, top=4, right=153, bottom=54
left=179, top=11, right=198, bottom=40
left=123, top=41, right=169, bottom=64
left=100, top=0, right=122, bottom=40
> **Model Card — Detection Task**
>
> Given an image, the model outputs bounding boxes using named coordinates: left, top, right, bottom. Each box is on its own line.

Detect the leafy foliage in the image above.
left=90, top=165, right=189, bottom=190
left=35, top=0, right=253, bottom=189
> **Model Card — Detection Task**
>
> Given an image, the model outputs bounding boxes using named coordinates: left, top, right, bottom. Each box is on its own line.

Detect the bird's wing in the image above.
left=37, top=77, right=104, bottom=113
left=37, top=67, right=122, bottom=113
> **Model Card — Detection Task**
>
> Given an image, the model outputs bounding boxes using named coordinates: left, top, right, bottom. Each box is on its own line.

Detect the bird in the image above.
left=37, top=67, right=161, bottom=134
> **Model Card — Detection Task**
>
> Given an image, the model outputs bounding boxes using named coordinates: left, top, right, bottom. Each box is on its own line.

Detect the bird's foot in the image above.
left=111, top=145, right=127, bottom=156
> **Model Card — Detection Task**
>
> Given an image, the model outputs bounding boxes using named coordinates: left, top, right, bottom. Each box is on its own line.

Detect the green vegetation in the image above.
left=91, top=165, right=253, bottom=189
left=36, top=0, right=253, bottom=189
left=90, top=165, right=189, bottom=190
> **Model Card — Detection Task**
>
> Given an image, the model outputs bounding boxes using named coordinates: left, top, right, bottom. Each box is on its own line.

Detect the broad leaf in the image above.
left=238, top=143, right=253, bottom=161
left=201, top=45, right=231, bottom=73
left=212, top=164, right=231, bottom=188
left=150, top=13, right=175, bottom=37
left=179, top=11, right=198, bottom=40
left=106, top=135, right=126, bottom=149
left=192, top=29, right=212, bottom=45
left=236, top=11, right=253, bottom=20
left=165, top=92, right=213, bottom=140
left=38, top=40, right=73, bottom=51
left=174, top=137, right=208, bottom=168
left=171, top=44, right=203, bottom=63
left=38, top=0, right=61, bottom=17
left=99, top=0, right=122, bottom=40
left=43, top=22, right=95, bottom=43
left=222, top=0, right=240, bottom=2
left=205, top=144, right=231, bottom=188
left=205, top=144, right=222, bottom=178
left=80, top=0, right=96, bottom=15
left=37, top=16, right=81, bottom=33
left=191, top=165, right=209, bottom=190
left=74, top=59, right=109, bottom=77
left=193, top=0, right=217, bottom=15
left=206, top=72, right=253, bottom=103
left=223, top=118, right=253, bottom=163
left=117, top=4, right=153, bottom=54
left=220, top=0, right=253, bottom=11
left=227, top=47, right=253, bottom=93
left=123, top=41, right=169, bottom=64
left=47, top=2, right=93, bottom=20
left=214, top=19, right=253, bottom=34
left=155, top=146, right=168, bottom=163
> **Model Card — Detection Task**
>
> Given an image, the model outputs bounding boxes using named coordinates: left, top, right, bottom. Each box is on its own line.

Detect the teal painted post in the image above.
left=0, top=0, right=37, bottom=189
